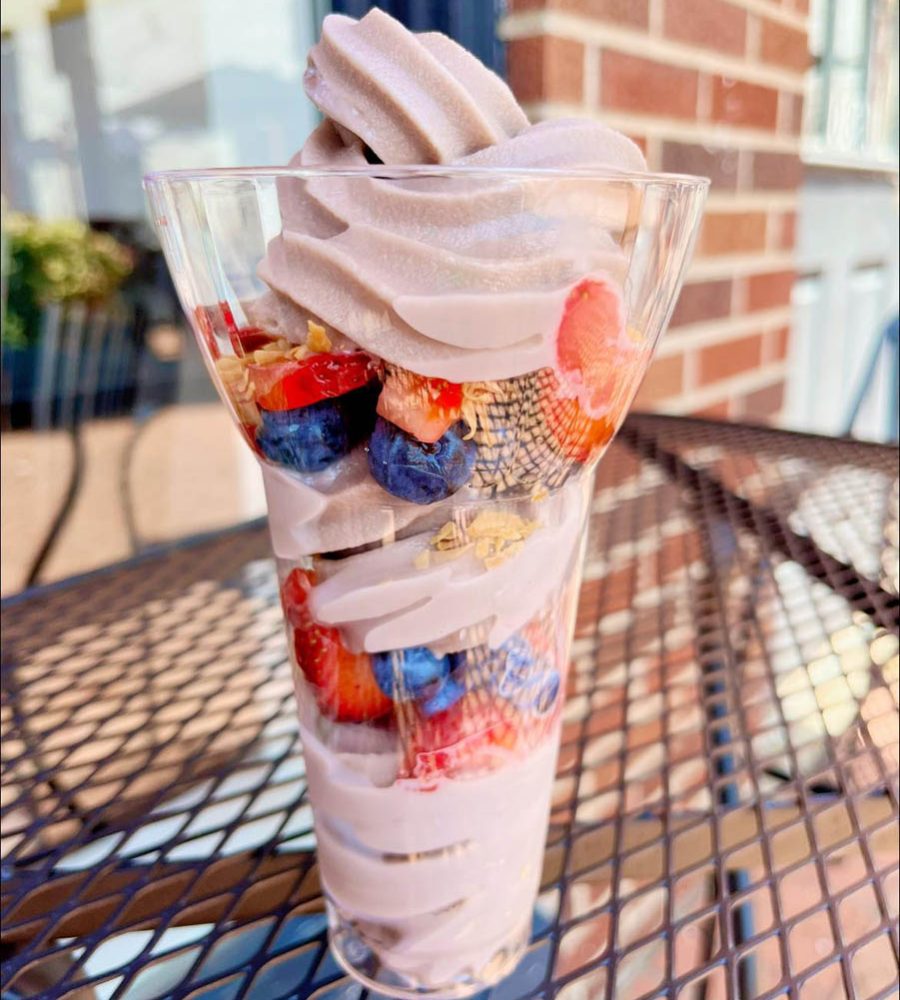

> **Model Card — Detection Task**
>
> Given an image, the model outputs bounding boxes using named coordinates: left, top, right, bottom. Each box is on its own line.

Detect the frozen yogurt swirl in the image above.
left=255, top=8, right=646, bottom=382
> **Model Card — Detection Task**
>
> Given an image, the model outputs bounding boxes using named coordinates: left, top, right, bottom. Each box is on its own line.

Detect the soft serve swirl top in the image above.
left=256, top=9, right=646, bottom=383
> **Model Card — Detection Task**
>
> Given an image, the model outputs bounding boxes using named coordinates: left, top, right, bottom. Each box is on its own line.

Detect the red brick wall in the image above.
left=503, top=0, right=809, bottom=422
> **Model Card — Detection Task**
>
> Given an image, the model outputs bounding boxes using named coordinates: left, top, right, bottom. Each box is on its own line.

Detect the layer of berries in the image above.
left=280, top=567, right=566, bottom=783
left=198, top=279, right=641, bottom=504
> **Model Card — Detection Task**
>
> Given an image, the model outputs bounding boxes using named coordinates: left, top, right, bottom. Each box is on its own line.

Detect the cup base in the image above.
left=328, top=906, right=529, bottom=999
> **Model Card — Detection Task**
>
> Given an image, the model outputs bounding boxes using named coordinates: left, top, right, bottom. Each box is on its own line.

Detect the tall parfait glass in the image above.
left=145, top=164, right=707, bottom=998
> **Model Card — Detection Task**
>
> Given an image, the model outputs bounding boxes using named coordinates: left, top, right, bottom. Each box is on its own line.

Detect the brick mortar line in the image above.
left=776, top=89, right=798, bottom=135
left=500, top=10, right=807, bottom=94
left=745, top=9, right=762, bottom=61
left=696, top=71, right=713, bottom=123
left=737, top=146, right=755, bottom=187
left=521, top=102, right=804, bottom=153
left=732, top=273, right=748, bottom=313
left=688, top=251, right=794, bottom=280
left=764, top=205, right=781, bottom=251
left=657, top=305, right=794, bottom=355
left=723, top=0, right=809, bottom=32
left=705, top=191, right=799, bottom=211
left=654, top=361, right=789, bottom=413
left=645, top=135, right=663, bottom=171
left=681, top=341, right=700, bottom=393
left=583, top=44, right=600, bottom=115
left=760, top=324, right=783, bottom=365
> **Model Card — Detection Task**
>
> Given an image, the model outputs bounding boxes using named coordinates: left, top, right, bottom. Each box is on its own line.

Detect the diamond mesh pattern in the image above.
left=469, top=369, right=576, bottom=496
left=2, top=415, right=898, bottom=999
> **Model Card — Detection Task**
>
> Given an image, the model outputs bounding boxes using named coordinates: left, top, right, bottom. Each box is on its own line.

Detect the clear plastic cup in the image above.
left=145, top=166, right=707, bottom=998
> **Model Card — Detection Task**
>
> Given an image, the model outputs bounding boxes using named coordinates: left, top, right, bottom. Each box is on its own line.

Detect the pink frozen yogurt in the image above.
left=300, top=713, right=558, bottom=988
left=255, top=8, right=645, bottom=384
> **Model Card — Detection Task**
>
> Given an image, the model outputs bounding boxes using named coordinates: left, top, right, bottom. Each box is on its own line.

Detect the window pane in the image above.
left=832, top=0, right=869, bottom=64
left=826, top=65, right=868, bottom=149
left=805, top=0, right=900, bottom=160
left=2, top=0, right=320, bottom=222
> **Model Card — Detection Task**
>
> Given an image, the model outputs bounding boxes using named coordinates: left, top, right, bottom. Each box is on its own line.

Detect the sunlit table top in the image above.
left=2, top=414, right=898, bottom=1000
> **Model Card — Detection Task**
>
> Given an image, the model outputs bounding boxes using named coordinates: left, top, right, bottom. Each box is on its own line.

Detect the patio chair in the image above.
left=1, top=299, right=150, bottom=587
left=842, top=313, right=900, bottom=443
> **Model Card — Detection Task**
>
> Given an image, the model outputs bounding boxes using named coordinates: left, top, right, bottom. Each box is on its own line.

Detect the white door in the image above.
left=788, top=172, right=899, bottom=440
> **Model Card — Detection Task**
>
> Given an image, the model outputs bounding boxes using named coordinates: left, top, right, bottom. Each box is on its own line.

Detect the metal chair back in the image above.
left=1, top=299, right=148, bottom=587
left=843, top=314, right=900, bottom=443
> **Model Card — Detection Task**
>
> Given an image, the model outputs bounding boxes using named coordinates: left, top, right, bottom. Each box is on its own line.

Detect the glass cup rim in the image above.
left=143, top=164, right=711, bottom=189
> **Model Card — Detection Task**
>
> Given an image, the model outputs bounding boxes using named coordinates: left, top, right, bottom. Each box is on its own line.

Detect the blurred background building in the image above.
left=501, top=0, right=899, bottom=435
left=1, top=0, right=898, bottom=593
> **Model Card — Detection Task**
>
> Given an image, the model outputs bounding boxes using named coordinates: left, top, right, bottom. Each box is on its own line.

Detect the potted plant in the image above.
left=1, top=211, right=134, bottom=427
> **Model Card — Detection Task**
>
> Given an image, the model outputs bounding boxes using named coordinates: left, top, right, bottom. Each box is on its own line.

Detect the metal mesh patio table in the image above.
left=2, top=414, right=898, bottom=1000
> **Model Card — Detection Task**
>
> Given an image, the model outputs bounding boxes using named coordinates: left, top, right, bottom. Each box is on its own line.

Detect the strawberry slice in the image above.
left=194, top=302, right=272, bottom=360
left=281, top=569, right=392, bottom=723
left=281, top=566, right=318, bottom=630
left=230, top=326, right=273, bottom=356
left=541, top=373, right=615, bottom=462
left=193, top=305, right=221, bottom=360
left=218, top=299, right=239, bottom=334
left=402, top=693, right=518, bottom=782
left=240, top=422, right=259, bottom=449
left=376, top=371, right=463, bottom=444
left=555, top=278, right=637, bottom=419
left=296, top=632, right=393, bottom=723
left=251, top=352, right=376, bottom=411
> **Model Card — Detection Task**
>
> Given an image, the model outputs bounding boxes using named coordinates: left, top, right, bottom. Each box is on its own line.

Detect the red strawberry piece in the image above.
left=248, top=361, right=299, bottom=408
left=230, top=326, right=273, bottom=356
left=541, top=373, right=616, bottom=462
left=217, top=300, right=273, bottom=354
left=281, top=569, right=392, bottom=723
left=297, top=633, right=394, bottom=724
left=240, top=422, right=259, bottom=450
left=194, top=301, right=272, bottom=360
left=430, top=379, right=464, bottom=410
left=218, top=299, right=238, bottom=334
left=376, top=371, right=463, bottom=444
left=251, top=352, right=376, bottom=411
left=555, top=278, right=640, bottom=420
left=522, top=616, right=556, bottom=664
left=193, top=305, right=221, bottom=360
left=402, top=693, right=518, bottom=782
left=281, top=566, right=317, bottom=629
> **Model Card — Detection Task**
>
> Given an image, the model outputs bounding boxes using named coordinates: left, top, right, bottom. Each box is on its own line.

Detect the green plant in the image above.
left=1, top=213, right=134, bottom=348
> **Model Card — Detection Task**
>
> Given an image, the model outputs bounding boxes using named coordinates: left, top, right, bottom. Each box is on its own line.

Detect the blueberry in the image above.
left=481, top=636, right=561, bottom=716
left=367, top=417, right=476, bottom=504
left=257, top=398, right=349, bottom=473
left=532, top=670, right=561, bottom=715
left=419, top=675, right=466, bottom=717
left=495, top=636, right=537, bottom=697
left=372, top=646, right=451, bottom=700
left=257, top=383, right=379, bottom=474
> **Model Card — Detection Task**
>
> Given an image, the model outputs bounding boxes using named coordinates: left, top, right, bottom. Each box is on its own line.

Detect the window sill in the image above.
left=801, top=145, right=900, bottom=175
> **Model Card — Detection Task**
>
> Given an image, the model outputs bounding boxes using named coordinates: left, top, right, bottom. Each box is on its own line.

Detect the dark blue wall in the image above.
left=329, top=0, right=506, bottom=76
